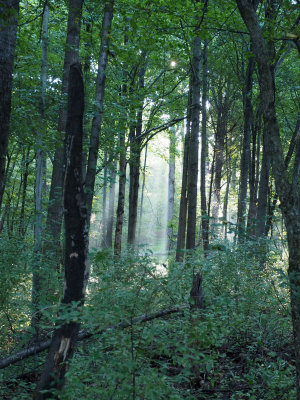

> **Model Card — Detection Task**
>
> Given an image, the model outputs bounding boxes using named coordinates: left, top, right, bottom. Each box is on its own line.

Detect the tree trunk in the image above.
left=223, top=135, right=231, bottom=240
left=200, top=39, right=209, bottom=252
left=265, top=117, right=300, bottom=237
left=237, top=46, right=255, bottom=241
left=127, top=61, right=146, bottom=247
left=211, top=87, right=230, bottom=227
left=105, top=160, right=117, bottom=248
left=85, top=0, right=114, bottom=224
left=34, top=63, right=89, bottom=399
left=45, top=0, right=83, bottom=270
left=19, top=147, right=30, bottom=236
left=0, top=0, right=20, bottom=210
left=236, top=2, right=300, bottom=397
left=31, top=2, right=49, bottom=339
left=138, top=143, right=148, bottom=242
left=186, top=31, right=201, bottom=251
left=167, top=127, right=176, bottom=251
left=176, top=86, right=192, bottom=261
left=255, top=128, right=270, bottom=238
left=114, top=131, right=127, bottom=257
left=101, top=152, right=108, bottom=248
left=247, top=106, right=262, bottom=236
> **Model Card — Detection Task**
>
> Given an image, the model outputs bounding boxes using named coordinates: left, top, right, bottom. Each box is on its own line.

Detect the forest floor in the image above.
left=0, top=242, right=296, bottom=399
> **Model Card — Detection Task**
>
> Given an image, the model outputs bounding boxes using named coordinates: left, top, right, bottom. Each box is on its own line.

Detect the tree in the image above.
left=236, top=1, right=300, bottom=397
left=45, top=0, right=84, bottom=270
left=35, top=63, right=88, bottom=398
left=0, top=0, right=20, bottom=210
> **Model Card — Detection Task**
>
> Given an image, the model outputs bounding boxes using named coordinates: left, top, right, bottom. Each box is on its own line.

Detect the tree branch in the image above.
left=0, top=305, right=188, bottom=370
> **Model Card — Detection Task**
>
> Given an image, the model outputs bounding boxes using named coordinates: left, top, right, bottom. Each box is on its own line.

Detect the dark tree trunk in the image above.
left=34, top=63, right=89, bottom=399
left=236, top=2, right=300, bottom=397
left=85, top=0, right=114, bottom=224
left=211, top=86, right=230, bottom=226
left=127, top=61, right=146, bottom=247
left=200, top=39, right=209, bottom=252
left=247, top=106, right=262, bottom=236
left=176, top=86, right=192, bottom=262
left=265, top=117, right=300, bottom=236
left=0, top=0, right=20, bottom=210
left=186, top=32, right=201, bottom=251
left=45, top=0, right=83, bottom=270
left=31, top=2, right=49, bottom=339
left=237, top=46, right=255, bottom=241
left=223, top=135, right=231, bottom=239
left=127, top=138, right=141, bottom=247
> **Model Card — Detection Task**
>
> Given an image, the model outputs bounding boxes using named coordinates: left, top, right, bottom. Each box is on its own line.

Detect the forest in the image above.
left=0, top=0, right=299, bottom=398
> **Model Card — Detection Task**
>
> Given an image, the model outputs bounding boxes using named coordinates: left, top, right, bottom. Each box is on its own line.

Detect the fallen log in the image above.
left=0, top=304, right=187, bottom=370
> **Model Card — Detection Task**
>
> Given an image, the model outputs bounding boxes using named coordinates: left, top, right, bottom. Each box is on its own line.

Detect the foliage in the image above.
left=1, top=244, right=294, bottom=399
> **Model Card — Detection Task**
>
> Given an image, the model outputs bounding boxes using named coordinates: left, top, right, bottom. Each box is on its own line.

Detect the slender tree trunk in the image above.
left=265, top=117, right=300, bottom=236
left=45, top=0, right=83, bottom=270
left=255, top=127, right=270, bottom=237
left=105, top=160, right=117, bottom=248
left=85, top=0, right=114, bottom=224
left=19, top=147, right=30, bottom=235
left=31, top=3, right=49, bottom=338
left=167, top=128, right=176, bottom=251
left=211, top=89, right=229, bottom=226
left=237, top=46, right=255, bottom=241
left=208, top=147, right=215, bottom=220
left=247, top=106, right=262, bottom=235
left=0, top=0, right=20, bottom=210
left=223, top=134, right=232, bottom=239
left=200, top=39, right=209, bottom=252
left=101, top=152, right=108, bottom=248
left=236, top=2, right=300, bottom=397
left=34, top=63, right=88, bottom=399
left=138, top=143, right=148, bottom=242
left=82, top=22, right=91, bottom=182
left=114, top=132, right=127, bottom=257
left=127, top=61, right=146, bottom=247
left=186, top=31, right=201, bottom=250
left=176, top=87, right=192, bottom=261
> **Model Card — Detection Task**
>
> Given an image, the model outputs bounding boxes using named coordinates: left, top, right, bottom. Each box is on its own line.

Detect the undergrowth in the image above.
left=0, top=240, right=295, bottom=399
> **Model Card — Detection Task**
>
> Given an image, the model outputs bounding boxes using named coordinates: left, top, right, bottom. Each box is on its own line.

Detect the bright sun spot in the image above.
left=170, top=60, right=176, bottom=67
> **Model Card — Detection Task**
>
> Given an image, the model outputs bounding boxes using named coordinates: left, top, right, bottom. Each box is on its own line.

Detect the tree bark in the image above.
left=138, top=143, right=148, bottom=242
left=34, top=63, right=89, bottom=399
left=105, top=160, right=117, bottom=248
left=247, top=106, right=262, bottom=236
left=114, top=131, right=127, bottom=257
left=101, top=152, right=108, bottom=248
left=186, top=32, right=201, bottom=251
left=0, top=0, right=20, bottom=210
left=167, top=127, right=176, bottom=251
left=211, top=85, right=230, bottom=226
left=45, top=0, right=83, bottom=270
left=236, top=1, right=300, bottom=397
left=85, top=0, right=114, bottom=224
left=31, top=2, right=49, bottom=339
left=200, top=39, right=209, bottom=252
left=127, top=60, right=146, bottom=247
left=255, top=128, right=270, bottom=238
left=176, top=86, right=192, bottom=261
left=237, top=45, right=255, bottom=241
